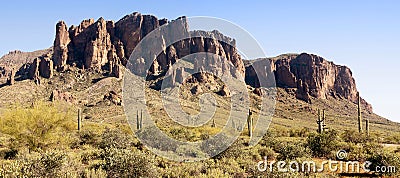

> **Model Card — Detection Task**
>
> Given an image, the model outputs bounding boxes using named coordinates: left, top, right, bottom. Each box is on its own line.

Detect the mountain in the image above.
left=0, top=12, right=396, bottom=131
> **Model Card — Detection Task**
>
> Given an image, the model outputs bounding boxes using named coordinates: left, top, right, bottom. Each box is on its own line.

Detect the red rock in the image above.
left=53, top=21, right=70, bottom=70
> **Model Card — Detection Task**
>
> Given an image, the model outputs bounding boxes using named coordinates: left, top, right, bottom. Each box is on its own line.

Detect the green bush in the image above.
left=0, top=102, right=75, bottom=152
left=98, top=128, right=132, bottom=149
left=0, top=150, right=66, bottom=177
left=277, top=142, right=311, bottom=160
left=100, top=148, right=158, bottom=177
left=341, top=129, right=366, bottom=144
left=306, top=130, right=339, bottom=157
left=367, top=150, right=400, bottom=176
left=258, top=146, right=276, bottom=160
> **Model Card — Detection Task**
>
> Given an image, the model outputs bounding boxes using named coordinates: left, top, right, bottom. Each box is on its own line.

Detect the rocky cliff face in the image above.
left=52, top=12, right=244, bottom=83
left=0, top=12, right=372, bottom=112
left=0, top=49, right=51, bottom=81
left=245, top=53, right=373, bottom=112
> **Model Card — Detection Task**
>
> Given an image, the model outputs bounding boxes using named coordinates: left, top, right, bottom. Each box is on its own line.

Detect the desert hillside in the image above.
left=0, top=12, right=399, bottom=177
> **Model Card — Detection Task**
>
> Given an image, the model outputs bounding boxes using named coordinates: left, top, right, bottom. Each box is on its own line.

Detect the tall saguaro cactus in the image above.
left=316, top=109, right=327, bottom=134
left=77, top=108, right=82, bottom=131
left=357, top=92, right=362, bottom=133
left=211, top=118, right=216, bottom=127
left=365, top=119, right=369, bottom=136
left=247, top=109, right=253, bottom=137
left=136, top=110, right=143, bottom=130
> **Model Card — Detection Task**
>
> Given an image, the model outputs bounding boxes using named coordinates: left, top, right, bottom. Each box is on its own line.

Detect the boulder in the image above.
left=216, top=85, right=231, bottom=97
left=51, top=90, right=74, bottom=103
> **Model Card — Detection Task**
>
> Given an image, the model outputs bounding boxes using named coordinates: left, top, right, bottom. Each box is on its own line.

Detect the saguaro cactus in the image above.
left=247, top=109, right=253, bottom=137
left=140, top=110, right=143, bottom=128
left=231, top=119, right=236, bottom=130
left=316, top=109, right=327, bottom=134
left=317, top=109, right=322, bottom=134
left=317, top=109, right=323, bottom=134
left=136, top=110, right=143, bottom=130
left=322, top=110, right=327, bottom=132
left=211, top=118, right=216, bottom=127
left=357, top=92, right=362, bottom=133
left=77, top=108, right=82, bottom=131
left=365, top=119, right=369, bottom=136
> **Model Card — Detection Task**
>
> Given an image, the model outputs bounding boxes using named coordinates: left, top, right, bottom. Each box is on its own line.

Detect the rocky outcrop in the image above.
left=245, top=53, right=372, bottom=112
left=68, top=18, right=112, bottom=69
left=52, top=12, right=245, bottom=83
left=51, top=89, right=74, bottom=103
left=28, top=58, right=40, bottom=80
left=104, top=91, right=122, bottom=105
left=253, top=88, right=263, bottom=96
left=0, top=48, right=51, bottom=82
left=191, top=85, right=203, bottom=95
left=295, top=79, right=311, bottom=103
left=216, top=85, right=231, bottom=97
left=53, top=21, right=70, bottom=70
left=28, top=54, right=54, bottom=79
left=6, top=68, right=15, bottom=85
left=39, top=55, right=54, bottom=78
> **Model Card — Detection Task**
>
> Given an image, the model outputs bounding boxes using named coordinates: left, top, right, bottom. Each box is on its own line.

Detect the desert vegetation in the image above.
left=0, top=101, right=399, bottom=177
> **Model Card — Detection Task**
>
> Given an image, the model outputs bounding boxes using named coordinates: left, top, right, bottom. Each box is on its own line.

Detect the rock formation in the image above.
left=6, top=68, right=15, bottom=85
left=52, top=12, right=245, bottom=83
left=191, top=85, right=203, bottom=95
left=216, top=85, right=231, bottom=97
left=104, top=91, right=122, bottom=105
left=28, top=54, right=54, bottom=79
left=51, top=89, right=74, bottom=103
left=53, top=21, right=70, bottom=71
left=0, top=12, right=372, bottom=113
left=245, top=53, right=372, bottom=112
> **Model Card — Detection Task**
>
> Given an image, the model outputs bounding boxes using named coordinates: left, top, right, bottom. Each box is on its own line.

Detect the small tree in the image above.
left=0, top=102, right=75, bottom=152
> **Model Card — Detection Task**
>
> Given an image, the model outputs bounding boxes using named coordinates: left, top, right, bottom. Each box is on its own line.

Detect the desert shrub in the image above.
left=80, top=147, right=102, bottom=164
left=0, top=102, right=75, bottom=152
left=289, top=128, right=310, bottom=137
left=79, top=130, right=100, bottom=146
left=258, top=146, right=276, bottom=160
left=277, top=142, right=311, bottom=160
left=335, top=141, right=384, bottom=161
left=259, top=132, right=280, bottom=152
left=70, top=129, right=101, bottom=149
left=367, top=150, right=400, bottom=176
left=176, top=144, right=207, bottom=159
left=98, top=128, right=132, bottom=149
left=100, top=148, right=158, bottom=177
left=0, top=150, right=67, bottom=177
left=362, top=142, right=383, bottom=156
left=169, top=127, right=192, bottom=141
left=162, top=160, right=210, bottom=177
left=80, top=168, right=108, bottom=177
left=383, top=133, right=400, bottom=144
left=306, top=130, right=339, bottom=157
left=272, top=126, right=290, bottom=137
left=341, top=129, right=367, bottom=144
left=214, top=139, right=245, bottom=160
left=136, top=126, right=178, bottom=152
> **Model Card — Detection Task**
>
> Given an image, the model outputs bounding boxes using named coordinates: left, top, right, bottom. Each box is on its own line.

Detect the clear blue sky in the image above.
left=1, top=1, right=399, bottom=122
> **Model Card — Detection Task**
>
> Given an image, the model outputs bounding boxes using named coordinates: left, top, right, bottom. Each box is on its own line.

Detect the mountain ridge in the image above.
left=0, top=12, right=385, bottom=123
